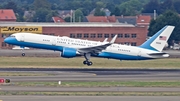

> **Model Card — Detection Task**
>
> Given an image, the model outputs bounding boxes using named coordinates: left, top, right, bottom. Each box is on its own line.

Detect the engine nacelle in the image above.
left=61, top=47, right=77, bottom=58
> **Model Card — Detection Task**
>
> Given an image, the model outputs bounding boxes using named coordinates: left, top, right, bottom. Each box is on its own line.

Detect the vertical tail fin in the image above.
left=140, top=25, right=175, bottom=52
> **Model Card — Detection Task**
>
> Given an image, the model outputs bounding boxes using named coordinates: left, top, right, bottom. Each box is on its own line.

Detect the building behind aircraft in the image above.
left=0, top=22, right=147, bottom=49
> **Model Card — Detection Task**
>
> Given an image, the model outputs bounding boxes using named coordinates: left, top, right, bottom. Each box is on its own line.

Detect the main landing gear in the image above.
left=83, top=53, right=93, bottom=66
left=83, top=60, right=93, bottom=66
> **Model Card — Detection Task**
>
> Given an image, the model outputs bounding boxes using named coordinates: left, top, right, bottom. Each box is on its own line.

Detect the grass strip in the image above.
left=0, top=57, right=180, bottom=68
left=12, top=81, right=180, bottom=87
left=0, top=91, right=180, bottom=96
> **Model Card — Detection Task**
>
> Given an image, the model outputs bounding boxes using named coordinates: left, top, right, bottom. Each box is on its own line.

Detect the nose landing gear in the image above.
left=22, top=53, right=25, bottom=56
left=21, top=47, right=25, bottom=57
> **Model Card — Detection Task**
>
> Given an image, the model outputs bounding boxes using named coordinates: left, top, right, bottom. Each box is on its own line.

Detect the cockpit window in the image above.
left=10, top=35, right=15, bottom=37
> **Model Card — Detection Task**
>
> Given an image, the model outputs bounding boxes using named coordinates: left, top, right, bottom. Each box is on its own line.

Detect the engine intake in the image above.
left=61, top=47, right=77, bottom=58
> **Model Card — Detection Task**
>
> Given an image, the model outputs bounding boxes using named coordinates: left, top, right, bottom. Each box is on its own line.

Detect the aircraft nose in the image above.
left=4, top=37, right=10, bottom=43
left=4, top=37, right=16, bottom=44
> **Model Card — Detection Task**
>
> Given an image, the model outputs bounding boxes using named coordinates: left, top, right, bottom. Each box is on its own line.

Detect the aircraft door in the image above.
left=137, top=49, right=141, bottom=60
left=52, top=37, right=56, bottom=45
left=20, top=34, right=25, bottom=42
left=138, top=50, right=141, bottom=56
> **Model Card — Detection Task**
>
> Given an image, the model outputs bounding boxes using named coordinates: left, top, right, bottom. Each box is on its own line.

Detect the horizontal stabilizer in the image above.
left=148, top=52, right=169, bottom=57
left=148, top=53, right=168, bottom=56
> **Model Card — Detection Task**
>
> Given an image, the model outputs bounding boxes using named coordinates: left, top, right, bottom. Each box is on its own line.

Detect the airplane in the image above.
left=4, top=25, right=175, bottom=66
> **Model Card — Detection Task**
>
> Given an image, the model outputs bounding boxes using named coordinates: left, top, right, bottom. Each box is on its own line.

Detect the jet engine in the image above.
left=61, top=47, right=77, bottom=58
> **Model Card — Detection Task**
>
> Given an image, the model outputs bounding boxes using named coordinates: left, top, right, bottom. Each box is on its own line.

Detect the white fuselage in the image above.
left=5, top=33, right=169, bottom=60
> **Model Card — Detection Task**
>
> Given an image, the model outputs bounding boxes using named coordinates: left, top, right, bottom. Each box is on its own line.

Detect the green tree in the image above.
left=82, top=0, right=94, bottom=16
left=64, top=16, right=71, bottom=22
left=159, top=0, right=174, bottom=14
left=70, top=1, right=81, bottom=10
left=119, top=0, right=142, bottom=16
left=112, top=6, right=121, bottom=16
left=33, top=8, right=50, bottom=22
left=33, top=0, right=51, bottom=10
left=94, top=1, right=106, bottom=16
left=173, top=0, right=180, bottom=13
left=94, top=8, right=105, bottom=16
left=4, top=1, right=27, bottom=22
left=4, top=1, right=18, bottom=12
left=0, top=4, right=3, bottom=9
left=148, top=10, right=180, bottom=45
left=21, top=0, right=34, bottom=4
left=46, top=10, right=59, bottom=22
left=130, top=0, right=142, bottom=12
left=51, top=3, right=58, bottom=10
left=106, top=2, right=115, bottom=14
left=142, top=0, right=159, bottom=13
left=74, top=9, right=84, bottom=22
left=96, top=1, right=105, bottom=9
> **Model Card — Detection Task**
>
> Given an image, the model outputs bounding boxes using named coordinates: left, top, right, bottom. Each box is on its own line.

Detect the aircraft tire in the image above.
left=83, top=61, right=88, bottom=65
left=87, top=61, right=93, bottom=66
left=22, top=53, right=25, bottom=56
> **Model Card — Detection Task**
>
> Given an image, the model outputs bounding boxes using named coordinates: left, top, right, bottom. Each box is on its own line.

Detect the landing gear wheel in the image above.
left=83, top=61, right=88, bottom=65
left=22, top=53, right=25, bottom=56
left=83, top=53, right=93, bottom=66
left=87, top=61, right=93, bottom=66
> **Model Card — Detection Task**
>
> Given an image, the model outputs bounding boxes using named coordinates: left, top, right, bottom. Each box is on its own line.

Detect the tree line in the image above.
left=1, top=0, right=179, bottom=22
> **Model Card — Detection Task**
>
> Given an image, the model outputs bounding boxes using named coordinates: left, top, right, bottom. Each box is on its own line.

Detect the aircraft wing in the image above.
left=78, top=35, right=117, bottom=54
left=103, top=38, right=108, bottom=42
left=78, top=43, right=111, bottom=54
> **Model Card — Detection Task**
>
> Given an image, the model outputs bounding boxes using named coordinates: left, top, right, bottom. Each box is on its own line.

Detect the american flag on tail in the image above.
left=159, top=36, right=167, bottom=41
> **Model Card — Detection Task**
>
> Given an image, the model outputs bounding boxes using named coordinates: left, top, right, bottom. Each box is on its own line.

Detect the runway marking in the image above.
left=92, top=74, right=96, bottom=76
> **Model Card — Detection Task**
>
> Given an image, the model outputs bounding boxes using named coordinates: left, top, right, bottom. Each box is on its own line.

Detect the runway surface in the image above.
left=1, top=86, right=180, bottom=92
left=0, top=68, right=180, bottom=92
left=0, top=68, right=180, bottom=101
left=1, top=68, right=180, bottom=82
left=1, top=74, right=180, bottom=82
left=0, top=96, right=180, bottom=101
